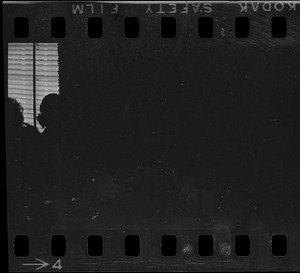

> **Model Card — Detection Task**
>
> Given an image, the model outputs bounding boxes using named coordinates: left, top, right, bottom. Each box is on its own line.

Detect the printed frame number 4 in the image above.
left=22, top=258, right=62, bottom=271
left=52, top=259, right=62, bottom=271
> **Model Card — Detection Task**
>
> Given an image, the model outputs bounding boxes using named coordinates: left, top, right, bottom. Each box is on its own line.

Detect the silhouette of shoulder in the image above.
left=21, top=123, right=41, bottom=146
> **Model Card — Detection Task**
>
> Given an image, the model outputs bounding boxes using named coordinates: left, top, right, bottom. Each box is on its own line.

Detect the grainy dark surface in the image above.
left=4, top=1, right=300, bottom=271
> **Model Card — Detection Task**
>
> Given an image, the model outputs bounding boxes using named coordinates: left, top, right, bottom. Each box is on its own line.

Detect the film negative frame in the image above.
left=4, top=1, right=300, bottom=271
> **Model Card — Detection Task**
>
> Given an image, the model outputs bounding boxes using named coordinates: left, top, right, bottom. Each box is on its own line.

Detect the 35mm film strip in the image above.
left=4, top=1, right=300, bottom=271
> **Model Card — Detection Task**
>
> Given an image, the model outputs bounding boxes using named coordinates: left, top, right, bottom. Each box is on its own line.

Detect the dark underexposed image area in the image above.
left=5, top=25, right=300, bottom=238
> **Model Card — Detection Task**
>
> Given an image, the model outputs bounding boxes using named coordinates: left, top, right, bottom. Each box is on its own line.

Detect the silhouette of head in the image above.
left=37, top=93, right=64, bottom=128
left=6, top=97, right=24, bottom=133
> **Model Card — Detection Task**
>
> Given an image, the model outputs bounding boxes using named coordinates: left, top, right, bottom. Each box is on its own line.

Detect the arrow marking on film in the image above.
left=22, top=258, right=49, bottom=270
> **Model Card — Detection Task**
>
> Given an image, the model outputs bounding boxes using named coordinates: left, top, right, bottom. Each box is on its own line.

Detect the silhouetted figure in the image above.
left=36, top=93, right=80, bottom=227
left=37, top=94, right=69, bottom=192
left=6, top=97, right=40, bottom=152
left=37, top=93, right=67, bottom=139
left=5, top=96, right=40, bottom=176
left=6, top=97, right=24, bottom=143
left=5, top=97, right=41, bottom=230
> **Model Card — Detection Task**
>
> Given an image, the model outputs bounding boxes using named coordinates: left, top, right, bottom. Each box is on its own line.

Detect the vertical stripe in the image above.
left=33, top=42, right=36, bottom=127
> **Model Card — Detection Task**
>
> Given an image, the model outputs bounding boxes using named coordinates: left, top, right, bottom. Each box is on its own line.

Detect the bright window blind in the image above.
left=8, top=43, right=59, bottom=131
left=8, top=43, right=34, bottom=125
